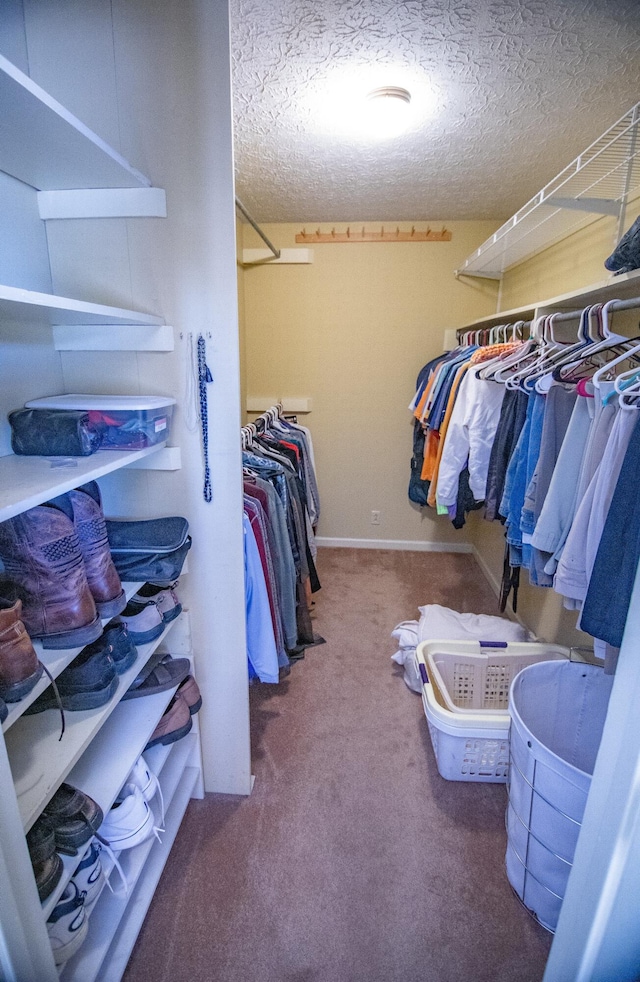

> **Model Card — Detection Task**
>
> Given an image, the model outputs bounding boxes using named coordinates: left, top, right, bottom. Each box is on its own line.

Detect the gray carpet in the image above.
left=123, top=549, right=551, bottom=982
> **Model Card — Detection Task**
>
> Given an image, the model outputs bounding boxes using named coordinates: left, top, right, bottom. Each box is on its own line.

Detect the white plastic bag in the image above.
left=391, top=604, right=531, bottom=693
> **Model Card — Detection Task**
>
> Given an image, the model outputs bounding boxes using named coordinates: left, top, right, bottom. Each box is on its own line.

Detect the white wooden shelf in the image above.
left=61, top=751, right=198, bottom=982
left=0, top=442, right=170, bottom=524
left=1, top=582, right=144, bottom=734
left=0, top=285, right=163, bottom=327
left=455, top=268, right=640, bottom=335
left=5, top=616, right=182, bottom=832
left=457, top=102, right=640, bottom=279
left=40, top=686, right=185, bottom=919
left=0, top=54, right=150, bottom=191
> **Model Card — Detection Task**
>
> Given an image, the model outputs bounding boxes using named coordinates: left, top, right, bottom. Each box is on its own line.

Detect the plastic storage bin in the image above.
left=506, top=660, right=613, bottom=932
left=424, top=640, right=569, bottom=715
left=25, top=394, right=175, bottom=450
left=416, top=641, right=569, bottom=783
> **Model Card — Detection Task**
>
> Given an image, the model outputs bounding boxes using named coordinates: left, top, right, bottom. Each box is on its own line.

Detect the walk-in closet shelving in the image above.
left=456, top=102, right=640, bottom=279
left=0, top=443, right=168, bottom=524
left=6, top=614, right=182, bottom=831
left=0, top=286, right=164, bottom=326
left=454, top=267, right=640, bottom=335
left=40, top=668, right=193, bottom=921
left=1, top=580, right=144, bottom=732
left=61, top=736, right=200, bottom=982
left=0, top=27, right=203, bottom=982
left=0, top=53, right=150, bottom=191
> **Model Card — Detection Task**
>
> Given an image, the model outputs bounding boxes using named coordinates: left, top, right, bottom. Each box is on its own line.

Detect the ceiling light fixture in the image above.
left=364, top=86, right=412, bottom=138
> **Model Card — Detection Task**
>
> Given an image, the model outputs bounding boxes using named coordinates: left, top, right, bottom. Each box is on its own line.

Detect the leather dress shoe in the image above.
left=0, top=599, right=43, bottom=702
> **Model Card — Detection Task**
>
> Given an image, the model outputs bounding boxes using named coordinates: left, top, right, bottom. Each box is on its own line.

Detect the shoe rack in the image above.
left=0, top=52, right=202, bottom=970
left=0, top=3, right=247, bottom=978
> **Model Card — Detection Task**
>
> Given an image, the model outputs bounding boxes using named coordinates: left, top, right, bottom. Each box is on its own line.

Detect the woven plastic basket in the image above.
left=421, top=641, right=569, bottom=715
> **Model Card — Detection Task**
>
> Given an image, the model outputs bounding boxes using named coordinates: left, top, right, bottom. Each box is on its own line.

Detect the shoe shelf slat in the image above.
left=60, top=753, right=198, bottom=982
left=1, top=583, right=144, bottom=734
left=39, top=686, right=182, bottom=920
left=97, top=734, right=194, bottom=889
left=0, top=54, right=151, bottom=192
left=0, top=443, right=168, bottom=525
left=5, top=615, right=182, bottom=833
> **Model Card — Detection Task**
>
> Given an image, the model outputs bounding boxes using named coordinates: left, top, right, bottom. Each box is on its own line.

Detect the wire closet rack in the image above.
left=457, top=102, right=640, bottom=280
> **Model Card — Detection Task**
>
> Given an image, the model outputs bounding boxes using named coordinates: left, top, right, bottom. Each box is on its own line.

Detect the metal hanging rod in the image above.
left=235, top=197, right=281, bottom=260
left=551, top=295, right=640, bottom=323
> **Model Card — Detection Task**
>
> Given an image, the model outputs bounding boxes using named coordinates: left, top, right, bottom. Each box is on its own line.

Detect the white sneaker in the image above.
left=71, top=838, right=104, bottom=909
left=47, top=881, right=88, bottom=965
left=99, top=784, right=158, bottom=850
left=125, top=755, right=159, bottom=800
left=124, top=755, right=165, bottom=828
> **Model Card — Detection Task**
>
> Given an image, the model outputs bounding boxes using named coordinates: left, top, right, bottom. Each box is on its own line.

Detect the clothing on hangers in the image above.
left=241, top=406, right=323, bottom=673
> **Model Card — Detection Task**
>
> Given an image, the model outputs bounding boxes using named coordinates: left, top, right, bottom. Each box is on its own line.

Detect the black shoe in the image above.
left=40, top=784, right=104, bottom=856
left=25, top=642, right=118, bottom=714
left=84, top=623, right=138, bottom=676
left=26, top=817, right=64, bottom=901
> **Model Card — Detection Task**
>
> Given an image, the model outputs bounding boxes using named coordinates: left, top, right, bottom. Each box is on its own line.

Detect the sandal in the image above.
left=122, top=653, right=190, bottom=701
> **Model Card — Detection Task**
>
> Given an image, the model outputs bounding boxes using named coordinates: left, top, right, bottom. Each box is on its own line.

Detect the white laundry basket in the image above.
left=506, top=660, right=614, bottom=932
left=416, top=641, right=569, bottom=783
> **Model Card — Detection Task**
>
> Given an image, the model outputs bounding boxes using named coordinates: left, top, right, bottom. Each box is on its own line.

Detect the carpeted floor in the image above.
left=123, top=549, right=552, bottom=982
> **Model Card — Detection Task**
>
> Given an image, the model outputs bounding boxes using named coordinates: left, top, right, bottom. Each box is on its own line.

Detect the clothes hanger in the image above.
left=503, top=315, right=565, bottom=390
left=475, top=325, right=530, bottom=381
left=495, top=318, right=546, bottom=388
left=587, top=341, right=640, bottom=406
left=556, top=299, right=637, bottom=383
left=530, top=307, right=596, bottom=392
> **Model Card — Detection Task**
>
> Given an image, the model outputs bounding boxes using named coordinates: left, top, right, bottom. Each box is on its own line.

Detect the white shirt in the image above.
left=436, top=368, right=505, bottom=508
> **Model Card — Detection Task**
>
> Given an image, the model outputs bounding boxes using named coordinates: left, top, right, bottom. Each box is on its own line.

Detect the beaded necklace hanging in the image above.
left=197, top=333, right=213, bottom=502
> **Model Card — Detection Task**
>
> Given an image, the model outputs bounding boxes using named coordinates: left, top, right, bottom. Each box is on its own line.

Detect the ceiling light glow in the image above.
left=364, top=86, right=412, bottom=138
left=308, top=67, right=436, bottom=142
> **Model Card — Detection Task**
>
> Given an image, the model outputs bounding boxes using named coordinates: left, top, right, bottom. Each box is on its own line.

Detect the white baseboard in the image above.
left=316, top=537, right=473, bottom=553
left=471, top=544, right=501, bottom=596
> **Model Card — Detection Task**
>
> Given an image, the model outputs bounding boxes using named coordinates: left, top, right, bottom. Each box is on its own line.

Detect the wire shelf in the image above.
left=458, top=103, right=640, bottom=280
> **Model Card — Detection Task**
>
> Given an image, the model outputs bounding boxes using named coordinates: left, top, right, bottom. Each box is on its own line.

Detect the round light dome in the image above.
left=363, top=86, right=412, bottom=138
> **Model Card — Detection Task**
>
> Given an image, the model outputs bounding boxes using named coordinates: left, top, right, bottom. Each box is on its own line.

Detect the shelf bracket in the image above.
left=546, top=196, right=621, bottom=217
left=240, top=249, right=313, bottom=266
left=37, top=188, right=167, bottom=219
left=53, top=324, right=174, bottom=351
left=454, top=268, right=502, bottom=281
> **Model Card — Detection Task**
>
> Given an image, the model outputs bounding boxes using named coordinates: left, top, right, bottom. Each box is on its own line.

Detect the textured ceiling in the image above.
left=230, top=0, right=640, bottom=223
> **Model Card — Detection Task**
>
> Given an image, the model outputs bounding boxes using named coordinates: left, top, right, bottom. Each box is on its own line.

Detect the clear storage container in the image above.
left=25, top=394, right=175, bottom=450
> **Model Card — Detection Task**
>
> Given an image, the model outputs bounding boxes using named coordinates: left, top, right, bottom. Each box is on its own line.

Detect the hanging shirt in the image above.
left=243, top=512, right=279, bottom=684
left=435, top=368, right=505, bottom=508
left=580, top=414, right=640, bottom=648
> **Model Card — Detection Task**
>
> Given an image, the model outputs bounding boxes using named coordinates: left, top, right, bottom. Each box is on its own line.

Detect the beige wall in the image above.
left=499, top=195, right=640, bottom=311
left=240, top=221, right=499, bottom=544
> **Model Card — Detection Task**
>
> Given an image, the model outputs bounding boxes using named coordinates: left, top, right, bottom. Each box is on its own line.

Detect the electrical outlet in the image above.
left=371, top=510, right=381, bottom=525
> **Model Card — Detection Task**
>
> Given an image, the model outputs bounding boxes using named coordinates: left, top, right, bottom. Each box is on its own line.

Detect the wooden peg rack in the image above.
left=295, top=225, right=451, bottom=244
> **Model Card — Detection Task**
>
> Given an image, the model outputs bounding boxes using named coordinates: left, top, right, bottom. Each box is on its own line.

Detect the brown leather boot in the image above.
left=67, top=482, right=126, bottom=618
left=0, top=506, right=101, bottom=650
left=0, top=599, right=43, bottom=701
